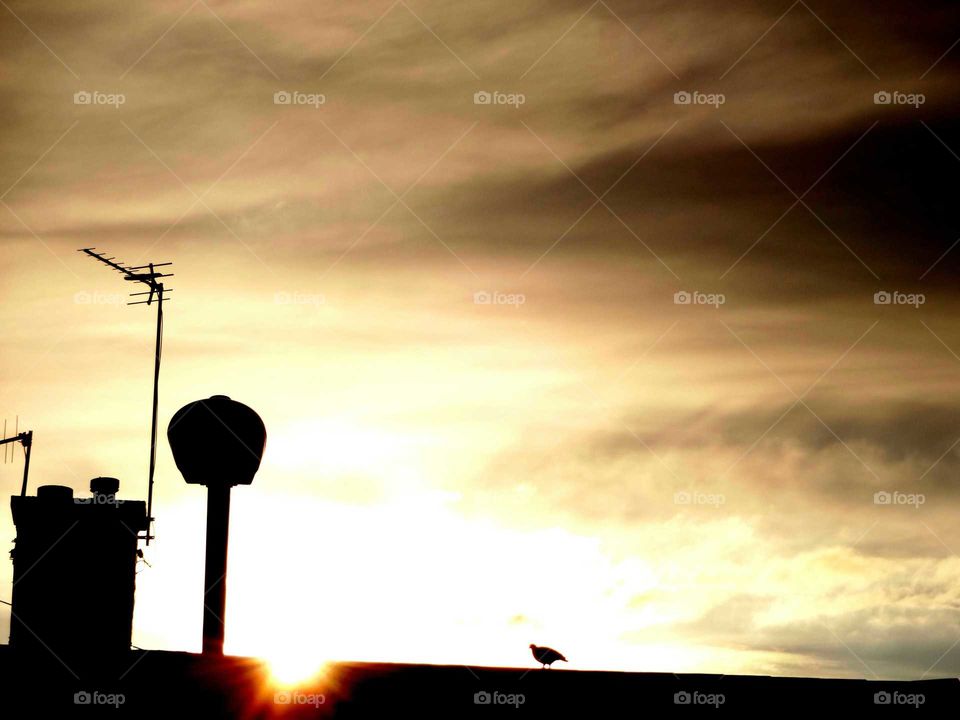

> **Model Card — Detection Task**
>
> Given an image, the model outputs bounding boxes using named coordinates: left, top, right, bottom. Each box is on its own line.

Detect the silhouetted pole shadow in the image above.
left=168, top=395, right=266, bottom=656
left=203, top=483, right=231, bottom=655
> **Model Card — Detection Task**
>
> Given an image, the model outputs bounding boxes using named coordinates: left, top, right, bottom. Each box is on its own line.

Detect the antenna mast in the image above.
left=1, top=416, right=33, bottom=497
left=79, top=247, right=173, bottom=545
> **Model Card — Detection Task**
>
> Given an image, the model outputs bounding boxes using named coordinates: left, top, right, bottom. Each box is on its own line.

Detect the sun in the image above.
left=266, top=647, right=329, bottom=687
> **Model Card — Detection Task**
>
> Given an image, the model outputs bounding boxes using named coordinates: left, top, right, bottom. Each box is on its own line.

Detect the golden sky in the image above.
left=2, top=0, right=960, bottom=679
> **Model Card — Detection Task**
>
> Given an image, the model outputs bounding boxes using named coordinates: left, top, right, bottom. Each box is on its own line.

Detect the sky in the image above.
left=1, top=0, right=960, bottom=680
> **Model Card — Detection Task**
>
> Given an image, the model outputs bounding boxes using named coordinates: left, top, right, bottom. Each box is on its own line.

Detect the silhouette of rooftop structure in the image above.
left=9, top=480, right=148, bottom=667
left=0, top=646, right=957, bottom=717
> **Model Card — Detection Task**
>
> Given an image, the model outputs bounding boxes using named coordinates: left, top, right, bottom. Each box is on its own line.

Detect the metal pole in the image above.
left=145, top=284, right=163, bottom=544
left=20, top=431, right=32, bottom=497
left=202, top=483, right=231, bottom=655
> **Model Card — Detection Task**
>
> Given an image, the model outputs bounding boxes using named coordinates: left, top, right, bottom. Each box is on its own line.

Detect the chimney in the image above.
left=8, top=479, right=148, bottom=667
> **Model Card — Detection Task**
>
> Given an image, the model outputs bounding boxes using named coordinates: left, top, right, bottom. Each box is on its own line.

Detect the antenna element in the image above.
left=79, top=247, right=174, bottom=545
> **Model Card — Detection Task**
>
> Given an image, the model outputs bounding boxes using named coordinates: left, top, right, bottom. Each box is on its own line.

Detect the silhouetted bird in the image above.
left=530, top=644, right=567, bottom=669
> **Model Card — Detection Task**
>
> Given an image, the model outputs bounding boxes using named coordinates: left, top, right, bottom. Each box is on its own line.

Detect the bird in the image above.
left=529, top=644, right=567, bottom=669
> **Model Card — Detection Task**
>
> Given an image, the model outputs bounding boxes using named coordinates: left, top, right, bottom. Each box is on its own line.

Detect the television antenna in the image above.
left=79, top=247, right=174, bottom=545
left=1, top=416, right=33, bottom=497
